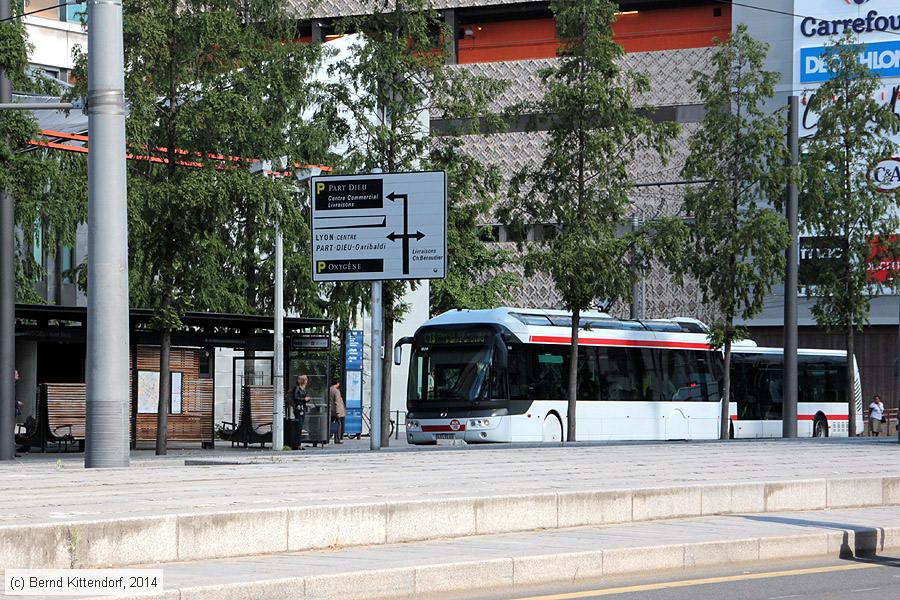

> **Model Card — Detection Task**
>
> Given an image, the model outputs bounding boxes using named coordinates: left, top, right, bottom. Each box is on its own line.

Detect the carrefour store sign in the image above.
left=795, top=0, right=900, bottom=87
left=800, top=8, right=900, bottom=39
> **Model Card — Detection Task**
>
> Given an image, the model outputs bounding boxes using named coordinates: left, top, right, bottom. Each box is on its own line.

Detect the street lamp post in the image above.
left=253, top=162, right=322, bottom=452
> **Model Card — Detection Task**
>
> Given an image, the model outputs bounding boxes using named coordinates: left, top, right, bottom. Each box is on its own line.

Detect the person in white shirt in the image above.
left=869, top=395, right=885, bottom=437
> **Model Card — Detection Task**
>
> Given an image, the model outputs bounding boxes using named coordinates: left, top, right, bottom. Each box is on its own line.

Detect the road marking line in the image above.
left=511, top=563, right=880, bottom=600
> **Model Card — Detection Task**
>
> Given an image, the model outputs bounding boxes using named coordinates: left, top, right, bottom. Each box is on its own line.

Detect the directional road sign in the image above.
left=310, top=171, right=447, bottom=281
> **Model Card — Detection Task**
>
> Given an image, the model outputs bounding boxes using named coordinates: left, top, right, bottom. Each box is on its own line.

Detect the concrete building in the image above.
left=23, top=0, right=86, bottom=84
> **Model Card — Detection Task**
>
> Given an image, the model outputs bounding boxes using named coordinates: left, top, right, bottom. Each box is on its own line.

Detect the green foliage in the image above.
left=676, top=25, right=790, bottom=439
left=427, top=137, right=518, bottom=315
left=501, top=0, right=676, bottom=317
left=801, top=30, right=900, bottom=332
left=329, top=0, right=512, bottom=320
left=70, top=0, right=334, bottom=319
left=499, top=0, right=677, bottom=441
left=0, top=4, right=83, bottom=302
left=678, top=25, right=790, bottom=337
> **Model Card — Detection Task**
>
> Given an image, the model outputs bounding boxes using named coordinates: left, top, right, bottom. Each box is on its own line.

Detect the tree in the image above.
left=73, top=0, right=331, bottom=453
left=676, top=25, right=790, bottom=440
left=330, top=0, right=508, bottom=445
left=800, top=31, right=900, bottom=436
left=0, top=8, right=85, bottom=302
left=427, top=137, right=518, bottom=315
left=499, top=0, right=677, bottom=441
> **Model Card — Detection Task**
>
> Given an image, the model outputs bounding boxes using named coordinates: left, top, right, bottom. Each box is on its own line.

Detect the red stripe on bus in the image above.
left=731, top=414, right=849, bottom=422
left=421, top=425, right=467, bottom=432
left=798, top=414, right=848, bottom=421
left=528, top=335, right=711, bottom=350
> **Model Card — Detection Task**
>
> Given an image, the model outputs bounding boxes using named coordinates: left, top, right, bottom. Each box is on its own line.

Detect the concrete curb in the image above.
left=82, top=524, right=900, bottom=600
left=4, top=475, right=900, bottom=569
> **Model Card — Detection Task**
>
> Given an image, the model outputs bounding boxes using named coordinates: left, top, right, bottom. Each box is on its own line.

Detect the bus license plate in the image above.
left=435, top=433, right=456, bottom=439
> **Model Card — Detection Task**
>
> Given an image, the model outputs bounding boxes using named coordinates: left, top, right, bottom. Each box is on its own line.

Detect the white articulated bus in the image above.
left=396, top=307, right=724, bottom=444
left=395, top=308, right=864, bottom=444
left=729, top=344, right=863, bottom=439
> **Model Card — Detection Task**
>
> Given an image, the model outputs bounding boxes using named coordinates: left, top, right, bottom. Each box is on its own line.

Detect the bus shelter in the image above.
left=13, top=304, right=332, bottom=451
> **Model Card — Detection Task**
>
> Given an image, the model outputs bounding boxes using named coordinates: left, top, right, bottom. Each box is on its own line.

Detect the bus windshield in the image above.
left=409, top=344, right=493, bottom=403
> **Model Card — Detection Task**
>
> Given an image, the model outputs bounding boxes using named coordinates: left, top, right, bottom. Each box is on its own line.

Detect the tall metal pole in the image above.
left=895, top=294, right=900, bottom=441
left=783, top=96, right=799, bottom=439
left=370, top=281, right=383, bottom=451
left=0, top=0, right=14, bottom=461
left=85, top=0, right=131, bottom=467
left=629, top=217, right=644, bottom=320
left=272, top=223, right=284, bottom=451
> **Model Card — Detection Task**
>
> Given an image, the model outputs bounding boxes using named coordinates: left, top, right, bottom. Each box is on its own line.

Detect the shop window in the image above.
left=61, top=246, right=74, bottom=283
left=62, top=1, right=86, bottom=23
left=32, top=219, right=42, bottom=268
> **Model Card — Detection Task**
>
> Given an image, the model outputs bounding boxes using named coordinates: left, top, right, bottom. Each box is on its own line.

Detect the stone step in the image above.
left=8, top=506, right=899, bottom=600
left=2, top=475, right=898, bottom=570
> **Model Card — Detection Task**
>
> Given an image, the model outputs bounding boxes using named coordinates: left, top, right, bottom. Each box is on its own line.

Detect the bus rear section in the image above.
left=730, top=347, right=863, bottom=438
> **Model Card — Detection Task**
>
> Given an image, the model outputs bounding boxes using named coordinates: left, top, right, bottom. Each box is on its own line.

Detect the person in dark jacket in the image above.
left=289, top=375, right=309, bottom=450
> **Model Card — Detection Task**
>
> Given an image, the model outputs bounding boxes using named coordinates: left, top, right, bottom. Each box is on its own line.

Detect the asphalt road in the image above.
left=458, top=557, right=900, bottom=600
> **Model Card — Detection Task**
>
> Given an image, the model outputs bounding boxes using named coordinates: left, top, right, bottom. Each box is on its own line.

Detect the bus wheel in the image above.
left=813, top=415, right=829, bottom=438
left=542, top=415, right=563, bottom=443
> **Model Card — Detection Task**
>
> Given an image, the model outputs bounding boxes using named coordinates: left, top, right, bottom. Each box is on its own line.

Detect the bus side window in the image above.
left=575, top=347, right=598, bottom=400
left=534, top=349, right=567, bottom=401
left=692, top=352, right=721, bottom=402
left=597, top=347, right=641, bottom=401
left=508, top=347, right=531, bottom=401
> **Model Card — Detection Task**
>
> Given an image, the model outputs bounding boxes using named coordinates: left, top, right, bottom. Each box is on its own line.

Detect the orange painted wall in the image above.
left=457, top=4, right=731, bottom=63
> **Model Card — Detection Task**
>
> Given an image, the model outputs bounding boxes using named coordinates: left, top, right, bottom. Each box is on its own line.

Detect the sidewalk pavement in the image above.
left=3, top=438, right=899, bottom=525
left=5, top=506, right=900, bottom=600
left=2, top=438, right=900, bottom=573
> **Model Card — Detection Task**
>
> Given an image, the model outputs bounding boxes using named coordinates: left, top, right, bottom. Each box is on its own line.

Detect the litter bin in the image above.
left=303, top=402, right=330, bottom=445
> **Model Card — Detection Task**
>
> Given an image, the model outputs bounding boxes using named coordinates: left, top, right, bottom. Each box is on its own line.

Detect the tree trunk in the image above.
left=155, top=328, right=171, bottom=455
left=720, top=334, right=733, bottom=440
left=846, top=327, right=857, bottom=436
left=567, top=307, right=580, bottom=442
left=381, top=315, right=393, bottom=447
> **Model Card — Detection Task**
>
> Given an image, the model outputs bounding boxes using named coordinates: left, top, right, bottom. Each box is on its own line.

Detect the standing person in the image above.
left=869, top=394, right=885, bottom=437
left=290, top=375, right=309, bottom=450
left=329, top=379, right=345, bottom=444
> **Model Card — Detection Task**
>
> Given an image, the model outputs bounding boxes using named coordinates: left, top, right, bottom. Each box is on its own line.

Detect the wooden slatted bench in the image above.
left=220, top=385, right=274, bottom=448
left=44, top=383, right=86, bottom=452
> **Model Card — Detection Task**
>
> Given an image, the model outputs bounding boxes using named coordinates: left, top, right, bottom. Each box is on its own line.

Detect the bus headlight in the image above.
left=407, top=420, right=420, bottom=430
left=468, top=418, right=493, bottom=430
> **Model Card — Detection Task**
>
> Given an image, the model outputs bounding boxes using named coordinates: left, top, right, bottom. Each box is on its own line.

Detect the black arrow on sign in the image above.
left=386, top=231, right=424, bottom=242
left=386, top=191, right=425, bottom=275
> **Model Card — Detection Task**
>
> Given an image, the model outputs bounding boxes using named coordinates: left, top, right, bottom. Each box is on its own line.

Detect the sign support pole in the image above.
left=370, top=281, right=382, bottom=451
left=273, top=222, right=284, bottom=451
left=783, top=95, right=799, bottom=439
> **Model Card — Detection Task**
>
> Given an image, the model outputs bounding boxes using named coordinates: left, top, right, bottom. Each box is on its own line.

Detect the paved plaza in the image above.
left=1, top=437, right=898, bottom=526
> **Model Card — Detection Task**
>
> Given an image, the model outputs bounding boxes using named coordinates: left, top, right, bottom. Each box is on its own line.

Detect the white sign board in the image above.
left=310, top=171, right=447, bottom=281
